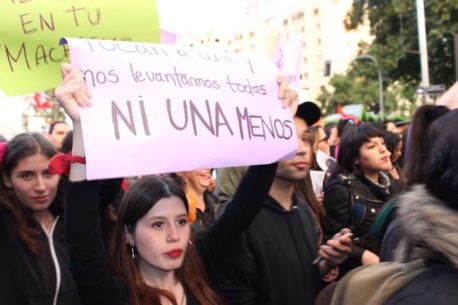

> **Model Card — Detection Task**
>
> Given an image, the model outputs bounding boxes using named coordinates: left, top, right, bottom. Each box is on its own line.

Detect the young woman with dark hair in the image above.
left=318, top=109, right=458, bottom=305
left=109, top=176, right=223, bottom=305
left=56, top=63, right=330, bottom=305
left=322, top=124, right=393, bottom=276
left=0, top=133, right=82, bottom=305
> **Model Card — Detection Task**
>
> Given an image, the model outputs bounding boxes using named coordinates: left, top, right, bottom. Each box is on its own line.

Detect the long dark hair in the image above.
left=294, top=127, right=326, bottom=231
left=422, top=109, right=458, bottom=210
left=110, top=175, right=226, bottom=305
left=402, top=105, right=449, bottom=186
left=0, top=132, right=62, bottom=254
left=332, top=124, right=385, bottom=177
left=383, top=131, right=402, bottom=160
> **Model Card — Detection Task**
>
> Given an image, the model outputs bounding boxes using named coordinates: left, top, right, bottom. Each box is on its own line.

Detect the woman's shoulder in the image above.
left=325, top=173, right=352, bottom=186
left=324, top=174, right=356, bottom=194
left=385, top=265, right=458, bottom=305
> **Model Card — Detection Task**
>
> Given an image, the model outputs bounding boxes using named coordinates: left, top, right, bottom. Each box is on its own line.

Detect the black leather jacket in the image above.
left=323, top=173, right=392, bottom=273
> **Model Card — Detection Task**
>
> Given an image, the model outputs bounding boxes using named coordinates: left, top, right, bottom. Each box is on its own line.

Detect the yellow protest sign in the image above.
left=0, top=0, right=160, bottom=96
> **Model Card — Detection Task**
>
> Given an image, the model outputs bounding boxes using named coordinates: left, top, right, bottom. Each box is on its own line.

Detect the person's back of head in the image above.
left=369, top=121, right=386, bottom=132
left=422, top=109, right=458, bottom=210
left=403, top=105, right=449, bottom=186
left=337, top=116, right=359, bottom=139
left=393, top=109, right=458, bottom=267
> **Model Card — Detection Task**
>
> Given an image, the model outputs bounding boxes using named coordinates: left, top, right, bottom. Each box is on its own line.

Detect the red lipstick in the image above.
left=165, top=249, right=183, bottom=258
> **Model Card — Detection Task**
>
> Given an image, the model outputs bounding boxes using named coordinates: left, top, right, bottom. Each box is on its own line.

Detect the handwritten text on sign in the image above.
left=63, top=38, right=298, bottom=179
left=0, top=0, right=160, bottom=96
left=272, top=39, right=303, bottom=89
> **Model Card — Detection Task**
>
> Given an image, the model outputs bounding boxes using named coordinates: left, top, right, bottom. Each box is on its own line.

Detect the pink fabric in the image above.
left=0, top=142, right=7, bottom=165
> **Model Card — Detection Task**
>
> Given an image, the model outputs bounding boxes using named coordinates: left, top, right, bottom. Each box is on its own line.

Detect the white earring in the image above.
left=129, top=245, right=137, bottom=259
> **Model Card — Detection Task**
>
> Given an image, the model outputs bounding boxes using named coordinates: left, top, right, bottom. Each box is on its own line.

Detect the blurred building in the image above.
left=178, top=0, right=372, bottom=105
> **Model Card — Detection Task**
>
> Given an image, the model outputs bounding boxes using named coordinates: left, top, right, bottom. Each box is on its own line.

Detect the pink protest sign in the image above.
left=160, top=29, right=177, bottom=44
left=62, top=38, right=298, bottom=180
left=272, top=39, right=303, bottom=88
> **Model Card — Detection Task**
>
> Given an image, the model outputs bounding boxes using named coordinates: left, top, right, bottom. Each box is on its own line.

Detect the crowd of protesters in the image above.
left=0, top=62, right=456, bottom=305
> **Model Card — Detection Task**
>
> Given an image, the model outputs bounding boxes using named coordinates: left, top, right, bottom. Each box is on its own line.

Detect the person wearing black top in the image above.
left=215, top=107, right=353, bottom=305
left=323, top=124, right=393, bottom=276
left=0, top=133, right=82, bottom=305
left=55, top=63, right=352, bottom=305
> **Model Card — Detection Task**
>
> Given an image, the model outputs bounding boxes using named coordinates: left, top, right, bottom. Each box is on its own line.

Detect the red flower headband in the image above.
left=0, top=142, right=7, bottom=166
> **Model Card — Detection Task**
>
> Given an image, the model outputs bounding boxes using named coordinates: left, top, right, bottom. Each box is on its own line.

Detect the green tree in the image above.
left=320, top=0, right=458, bottom=116
left=318, top=72, right=380, bottom=115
